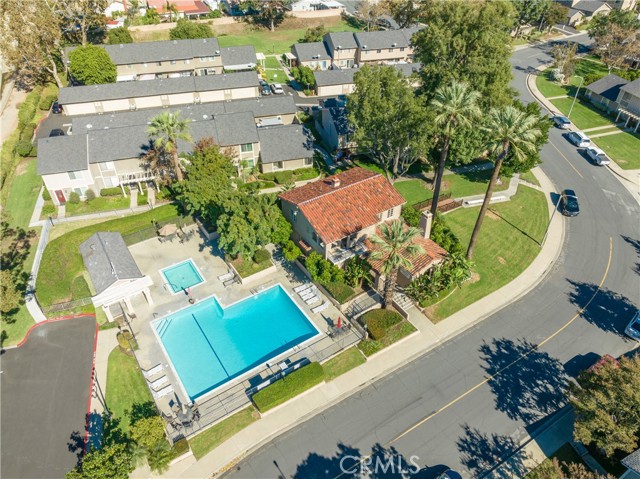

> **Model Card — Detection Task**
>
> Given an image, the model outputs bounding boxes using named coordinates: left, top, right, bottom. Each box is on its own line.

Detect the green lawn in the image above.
left=36, top=204, right=180, bottom=307
left=550, top=97, right=613, bottom=130
left=217, top=22, right=359, bottom=54
left=252, top=362, right=325, bottom=412
left=3, top=158, right=41, bottom=229
left=322, top=347, right=366, bottom=381
left=262, top=56, right=287, bottom=83
left=427, top=186, right=548, bottom=322
left=535, top=60, right=611, bottom=99
left=527, top=443, right=587, bottom=478
left=105, top=347, right=153, bottom=433
left=65, top=195, right=131, bottom=217
left=189, top=407, right=258, bottom=460
left=519, top=170, right=540, bottom=187
left=594, top=132, right=640, bottom=170
left=358, top=320, right=417, bottom=357
left=393, top=169, right=509, bottom=206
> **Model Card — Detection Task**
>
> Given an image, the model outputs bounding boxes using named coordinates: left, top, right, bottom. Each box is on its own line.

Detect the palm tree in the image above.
left=369, top=220, right=424, bottom=309
left=147, top=111, right=192, bottom=182
left=466, top=106, right=542, bottom=260
left=430, top=81, right=481, bottom=216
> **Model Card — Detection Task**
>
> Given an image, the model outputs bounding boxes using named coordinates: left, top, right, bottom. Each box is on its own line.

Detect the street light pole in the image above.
left=567, top=76, right=584, bottom=119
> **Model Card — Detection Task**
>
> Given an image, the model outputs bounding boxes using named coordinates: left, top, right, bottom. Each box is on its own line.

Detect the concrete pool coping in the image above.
left=159, top=257, right=207, bottom=296
left=151, top=283, right=324, bottom=404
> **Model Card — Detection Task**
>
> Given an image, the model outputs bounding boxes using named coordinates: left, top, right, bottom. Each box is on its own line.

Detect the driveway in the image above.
left=1, top=316, right=97, bottom=479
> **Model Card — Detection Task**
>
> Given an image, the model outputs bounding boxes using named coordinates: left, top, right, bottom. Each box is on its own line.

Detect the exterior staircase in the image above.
left=393, top=291, right=414, bottom=312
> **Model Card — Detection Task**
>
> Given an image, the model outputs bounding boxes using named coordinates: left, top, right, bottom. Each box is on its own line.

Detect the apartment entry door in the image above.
left=55, top=190, right=66, bottom=205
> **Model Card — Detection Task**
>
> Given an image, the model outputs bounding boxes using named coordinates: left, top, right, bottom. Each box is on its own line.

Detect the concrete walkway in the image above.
left=581, top=124, right=620, bottom=133
left=0, top=82, right=27, bottom=145
left=153, top=166, right=564, bottom=479
left=29, top=203, right=154, bottom=228
left=458, top=174, right=520, bottom=206
left=526, top=68, right=640, bottom=204
left=590, top=129, right=625, bottom=138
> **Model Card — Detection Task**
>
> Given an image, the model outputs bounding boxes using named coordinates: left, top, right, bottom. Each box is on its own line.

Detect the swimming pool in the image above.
left=153, top=285, right=321, bottom=400
left=160, top=259, right=204, bottom=294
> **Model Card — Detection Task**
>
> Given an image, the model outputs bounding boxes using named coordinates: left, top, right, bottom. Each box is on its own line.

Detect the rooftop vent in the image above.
left=392, top=43, right=397, bottom=47
left=86, top=124, right=93, bottom=129
left=362, top=45, right=368, bottom=49
left=337, top=45, right=341, bottom=49
left=172, top=40, right=177, bottom=44
left=215, top=50, right=220, bottom=54
left=329, top=177, right=341, bottom=188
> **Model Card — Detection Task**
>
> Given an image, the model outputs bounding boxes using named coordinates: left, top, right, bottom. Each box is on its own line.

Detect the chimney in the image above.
left=419, top=210, right=433, bottom=239
left=330, top=177, right=341, bottom=188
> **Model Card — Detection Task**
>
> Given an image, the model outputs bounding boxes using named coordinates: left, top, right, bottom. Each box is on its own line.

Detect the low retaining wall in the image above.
left=228, top=260, right=278, bottom=285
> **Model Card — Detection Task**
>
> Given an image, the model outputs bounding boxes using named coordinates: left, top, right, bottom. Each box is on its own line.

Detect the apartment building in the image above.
left=313, top=62, right=421, bottom=96
left=58, top=71, right=260, bottom=116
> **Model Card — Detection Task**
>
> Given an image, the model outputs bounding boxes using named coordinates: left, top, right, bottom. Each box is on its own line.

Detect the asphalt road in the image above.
left=224, top=34, right=640, bottom=479
left=1, top=317, right=96, bottom=479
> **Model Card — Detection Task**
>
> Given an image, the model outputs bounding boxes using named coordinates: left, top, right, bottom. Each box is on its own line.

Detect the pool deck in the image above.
left=121, top=227, right=359, bottom=435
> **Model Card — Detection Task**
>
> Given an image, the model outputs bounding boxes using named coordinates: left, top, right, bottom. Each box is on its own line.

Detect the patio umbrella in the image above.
left=158, top=223, right=177, bottom=236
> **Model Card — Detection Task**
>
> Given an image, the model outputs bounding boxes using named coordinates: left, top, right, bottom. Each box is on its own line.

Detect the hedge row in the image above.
left=251, top=362, right=324, bottom=412
left=259, top=167, right=317, bottom=185
left=362, top=309, right=403, bottom=340
left=322, top=281, right=355, bottom=304
left=101, top=187, right=123, bottom=197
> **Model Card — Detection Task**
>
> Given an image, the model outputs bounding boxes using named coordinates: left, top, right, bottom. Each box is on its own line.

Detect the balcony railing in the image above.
left=328, top=242, right=367, bottom=265
left=118, top=171, right=156, bottom=184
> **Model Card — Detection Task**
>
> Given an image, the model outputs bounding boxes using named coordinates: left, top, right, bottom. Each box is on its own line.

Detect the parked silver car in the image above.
left=585, top=146, right=610, bottom=166
left=625, top=310, right=640, bottom=341
left=566, top=131, right=591, bottom=148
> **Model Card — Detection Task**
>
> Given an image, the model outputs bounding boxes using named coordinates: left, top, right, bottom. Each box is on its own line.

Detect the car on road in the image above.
left=259, top=80, right=271, bottom=96
left=552, top=115, right=571, bottom=129
left=625, top=310, right=640, bottom=341
left=566, top=131, right=591, bottom=147
left=270, top=83, right=284, bottom=94
left=559, top=189, right=580, bottom=216
left=49, top=128, right=65, bottom=137
left=51, top=101, right=62, bottom=114
left=584, top=146, right=610, bottom=166
left=438, top=470, right=462, bottom=479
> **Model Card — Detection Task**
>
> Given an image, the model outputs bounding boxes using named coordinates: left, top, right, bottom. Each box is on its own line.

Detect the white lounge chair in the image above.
left=149, top=375, right=169, bottom=390
left=152, top=385, right=174, bottom=399
left=300, top=289, right=316, bottom=300
left=312, top=302, right=329, bottom=314
left=142, top=364, right=164, bottom=379
left=306, top=296, right=321, bottom=306
left=218, top=272, right=234, bottom=281
left=294, top=283, right=312, bottom=293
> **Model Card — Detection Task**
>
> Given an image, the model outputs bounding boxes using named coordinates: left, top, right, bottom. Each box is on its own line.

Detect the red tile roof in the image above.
left=279, top=168, right=406, bottom=243
left=366, top=222, right=448, bottom=276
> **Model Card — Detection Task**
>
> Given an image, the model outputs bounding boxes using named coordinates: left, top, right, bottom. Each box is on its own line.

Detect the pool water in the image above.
left=161, top=259, right=204, bottom=294
left=153, top=285, right=320, bottom=400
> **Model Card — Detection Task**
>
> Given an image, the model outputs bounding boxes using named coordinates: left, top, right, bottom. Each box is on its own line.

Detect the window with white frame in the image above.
left=68, top=171, right=82, bottom=180
left=99, top=161, right=115, bottom=172
left=386, top=207, right=394, bottom=218
left=241, top=143, right=253, bottom=152
left=304, top=157, right=313, bottom=166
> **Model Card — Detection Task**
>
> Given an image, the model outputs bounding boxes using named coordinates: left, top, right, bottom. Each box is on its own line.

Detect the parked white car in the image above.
left=585, top=146, right=610, bottom=166
left=566, top=131, right=591, bottom=147
left=625, top=310, right=640, bottom=341
left=270, top=83, right=284, bottom=94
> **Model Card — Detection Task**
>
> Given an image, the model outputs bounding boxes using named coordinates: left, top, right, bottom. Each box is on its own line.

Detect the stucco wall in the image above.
left=316, top=83, right=355, bottom=97
left=260, top=158, right=311, bottom=173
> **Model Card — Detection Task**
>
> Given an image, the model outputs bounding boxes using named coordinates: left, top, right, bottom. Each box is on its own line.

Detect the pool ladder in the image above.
left=156, top=317, right=174, bottom=337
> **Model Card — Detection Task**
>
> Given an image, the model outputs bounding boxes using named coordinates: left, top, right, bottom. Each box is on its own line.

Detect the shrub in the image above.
left=29, top=145, right=37, bottom=157
left=363, top=309, right=402, bottom=340
left=15, top=140, right=34, bottom=157
left=305, top=252, right=344, bottom=284
left=18, top=101, right=37, bottom=128
left=430, top=213, right=463, bottom=254
left=171, top=438, right=190, bottom=458
left=282, top=240, right=302, bottom=262
left=42, top=204, right=56, bottom=216
left=68, top=45, right=117, bottom=85
left=401, top=205, right=421, bottom=228
left=107, top=26, right=133, bottom=44
left=38, top=94, right=57, bottom=111
left=252, top=362, right=324, bottom=412
left=131, top=416, right=166, bottom=450
left=68, top=191, right=81, bottom=204
left=293, top=167, right=318, bottom=181
left=169, top=19, right=213, bottom=40
left=100, top=187, right=122, bottom=197
left=42, top=188, right=51, bottom=201
left=273, top=170, right=293, bottom=184
left=20, top=123, right=36, bottom=142
left=260, top=172, right=276, bottom=182
left=322, top=281, right=355, bottom=304
left=85, top=189, right=96, bottom=201
left=116, top=330, right=135, bottom=351
left=253, top=248, right=271, bottom=264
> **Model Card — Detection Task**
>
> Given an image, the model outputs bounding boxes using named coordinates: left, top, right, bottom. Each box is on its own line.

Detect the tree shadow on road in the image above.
left=566, top=279, right=636, bottom=338
left=456, top=424, right=530, bottom=479
left=621, top=235, right=640, bottom=276
left=480, top=338, right=569, bottom=423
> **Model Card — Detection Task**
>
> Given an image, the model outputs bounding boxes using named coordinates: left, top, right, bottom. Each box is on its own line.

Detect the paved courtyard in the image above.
left=1, top=316, right=96, bottom=479
left=123, top=227, right=360, bottom=436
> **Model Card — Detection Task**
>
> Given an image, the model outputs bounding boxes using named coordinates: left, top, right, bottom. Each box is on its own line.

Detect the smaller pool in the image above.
left=160, top=259, right=204, bottom=294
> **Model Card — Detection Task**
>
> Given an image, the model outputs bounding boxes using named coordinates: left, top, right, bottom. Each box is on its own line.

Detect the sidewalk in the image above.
left=29, top=203, right=154, bottom=228
left=158, top=166, right=564, bottom=479
left=526, top=68, right=640, bottom=204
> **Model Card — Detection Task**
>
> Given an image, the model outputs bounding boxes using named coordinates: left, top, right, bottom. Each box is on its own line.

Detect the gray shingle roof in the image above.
left=214, top=111, right=259, bottom=146
left=66, top=38, right=221, bottom=66
left=80, top=232, right=143, bottom=295
left=323, top=32, right=358, bottom=52
left=59, top=71, right=258, bottom=105
left=71, top=95, right=295, bottom=134
left=392, top=62, right=422, bottom=76
left=620, top=78, right=640, bottom=97
left=586, top=74, right=628, bottom=102
left=354, top=29, right=411, bottom=50
left=258, top=125, right=313, bottom=163
left=572, top=0, right=610, bottom=14
left=327, top=107, right=352, bottom=136
left=314, top=68, right=356, bottom=87
left=37, top=134, right=88, bottom=175
left=220, top=46, right=258, bottom=69
left=622, top=449, right=640, bottom=474
left=292, top=42, right=331, bottom=62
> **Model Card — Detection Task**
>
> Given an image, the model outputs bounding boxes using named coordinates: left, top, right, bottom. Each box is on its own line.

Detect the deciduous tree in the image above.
left=571, top=354, right=640, bottom=457
left=551, top=42, right=578, bottom=84
left=240, top=0, right=289, bottom=32
left=69, top=45, right=117, bottom=85
left=381, top=0, right=421, bottom=28
left=466, top=106, right=542, bottom=259
left=588, top=11, right=640, bottom=73
left=59, top=0, right=109, bottom=46
left=348, top=65, right=433, bottom=179
left=107, top=26, right=134, bottom=44
left=169, top=18, right=214, bottom=40
left=539, top=2, right=567, bottom=31
left=412, top=0, right=516, bottom=107
left=512, top=0, right=550, bottom=36
left=65, top=444, right=134, bottom=479
left=356, top=0, right=387, bottom=31
left=301, top=24, right=327, bottom=43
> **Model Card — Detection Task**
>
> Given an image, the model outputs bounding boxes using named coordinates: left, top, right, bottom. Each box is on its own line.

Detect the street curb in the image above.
left=2, top=313, right=96, bottom=350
